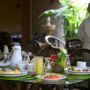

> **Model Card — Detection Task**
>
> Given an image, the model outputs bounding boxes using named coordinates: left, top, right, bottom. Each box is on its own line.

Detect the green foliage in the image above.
left=41, top=0, right=89, bottom=40
left=55, top=51, right=67, bottom=64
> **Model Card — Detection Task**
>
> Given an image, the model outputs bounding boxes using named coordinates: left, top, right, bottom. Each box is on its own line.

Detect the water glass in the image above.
left=64, top=54, right=71, bottom=74
left=44, top=57, right=52, bottom=73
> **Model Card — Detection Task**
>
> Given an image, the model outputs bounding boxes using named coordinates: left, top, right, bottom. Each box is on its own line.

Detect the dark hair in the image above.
left=0, top=32, right=12, bottom=52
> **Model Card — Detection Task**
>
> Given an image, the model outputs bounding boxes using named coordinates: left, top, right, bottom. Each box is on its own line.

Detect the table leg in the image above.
left=56, top=85, right=64, bottom=90
left=69, top=85, right=74, bottom=90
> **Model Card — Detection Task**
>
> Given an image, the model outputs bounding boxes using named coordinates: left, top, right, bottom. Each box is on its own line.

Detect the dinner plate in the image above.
left=68, top=66, right=90, bottom=75
left=68, top=70, right=90, bottom=75
left=36, top=73, right=67, bottom=82
left=0, top=71, right=28, bottom=77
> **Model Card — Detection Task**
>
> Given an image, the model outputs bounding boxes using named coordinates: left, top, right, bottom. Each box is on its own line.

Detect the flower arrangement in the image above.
left=50, top=48, right=67, bottom=66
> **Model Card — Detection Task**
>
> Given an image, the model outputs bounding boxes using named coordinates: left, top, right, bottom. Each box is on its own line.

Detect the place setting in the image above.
left=68, top=61, right=90, bottom=75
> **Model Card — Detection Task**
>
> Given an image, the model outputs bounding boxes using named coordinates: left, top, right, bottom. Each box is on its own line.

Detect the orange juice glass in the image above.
left=35, top=56, right=44, bottom=74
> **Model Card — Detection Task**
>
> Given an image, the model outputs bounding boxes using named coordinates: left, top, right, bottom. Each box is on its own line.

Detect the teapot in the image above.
left=10, top=45, right=22, bottom=69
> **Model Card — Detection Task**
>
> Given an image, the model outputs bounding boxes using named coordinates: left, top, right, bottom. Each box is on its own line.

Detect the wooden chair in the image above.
left=23, top=40, right=41, bottom=55
left=66, top=39, right=83, bottom=54
left=70, top=48, right=90, bottom=66
left=36, top=35, right=65, bottom=57
left=45, top=35, right=65, bottom=49
left=69, top=48, right=90, bottom=90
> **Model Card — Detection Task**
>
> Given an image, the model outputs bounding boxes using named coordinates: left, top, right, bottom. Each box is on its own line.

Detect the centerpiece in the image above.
left=50, top=48, right=67, bottom=73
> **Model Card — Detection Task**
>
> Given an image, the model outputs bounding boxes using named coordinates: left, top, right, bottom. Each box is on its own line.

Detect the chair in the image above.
left=45, top=35, right=65, bottom=49
left=23, top=40, right=41, bottom=55
left=36, top=44, right=60, bottom=57
left=36, top=35, right=65, bottom=57
left=69, top=48, right=90, bottom=90
left=66, top=39, right=83, bottom=54
left=70, top=48, right=90, bottom=66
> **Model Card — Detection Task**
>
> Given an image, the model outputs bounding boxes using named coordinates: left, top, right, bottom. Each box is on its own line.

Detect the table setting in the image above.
left=0, top=45, right=90, bottom=89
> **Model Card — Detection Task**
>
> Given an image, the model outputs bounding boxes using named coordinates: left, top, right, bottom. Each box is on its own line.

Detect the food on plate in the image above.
left=44, top=74, right=62, bottom=79
left=71, top=66, right=90, bottom=72
left=0, top=67, right=20, bottom=74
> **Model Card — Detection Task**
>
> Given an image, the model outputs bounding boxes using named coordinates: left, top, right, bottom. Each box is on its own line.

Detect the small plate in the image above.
left=68, top=70, right=90, bottom=75
left=36, top=73, right=67, bottom=82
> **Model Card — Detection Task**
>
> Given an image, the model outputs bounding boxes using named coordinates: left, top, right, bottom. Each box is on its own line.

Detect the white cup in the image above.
left=77, top=61, right=86, bottom=68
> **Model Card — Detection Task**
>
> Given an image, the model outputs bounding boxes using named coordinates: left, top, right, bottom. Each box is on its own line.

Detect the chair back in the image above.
left=66, top=39, right=83, bottom=54
left=45, top=35, right=65, bottom=49
left=69, top=48, right=90, bottom=66
left=23, top=40, right=40, bottom=55
left=36, top=44, right=60, bottom=57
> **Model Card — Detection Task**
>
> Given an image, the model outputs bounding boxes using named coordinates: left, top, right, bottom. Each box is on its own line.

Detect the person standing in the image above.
left=78, top=3, right=90, bottom=66
left=78, top=3, right=90, bottom=49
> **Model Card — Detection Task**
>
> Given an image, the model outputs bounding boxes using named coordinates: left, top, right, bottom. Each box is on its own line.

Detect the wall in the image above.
left=0, top=0, right=21, bottom=33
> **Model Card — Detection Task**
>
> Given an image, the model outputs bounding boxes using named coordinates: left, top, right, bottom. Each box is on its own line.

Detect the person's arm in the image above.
left=78, top=20, right=85, bottom=42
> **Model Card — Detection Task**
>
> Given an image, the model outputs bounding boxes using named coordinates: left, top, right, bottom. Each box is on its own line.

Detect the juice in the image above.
left=36, top=56, right=43, bottom=74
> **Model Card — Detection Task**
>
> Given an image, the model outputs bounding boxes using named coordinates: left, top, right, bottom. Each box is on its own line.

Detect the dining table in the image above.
left=0, top=71, right=90, bottom=90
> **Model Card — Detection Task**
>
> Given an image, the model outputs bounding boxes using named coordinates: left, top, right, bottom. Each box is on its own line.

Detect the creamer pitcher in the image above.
left=10, top=45, right=22, bottom=68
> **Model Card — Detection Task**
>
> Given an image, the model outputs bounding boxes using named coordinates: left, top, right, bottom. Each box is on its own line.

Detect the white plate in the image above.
left=36, top=73, right=67, bottom=82
left=0, top=71, right=28, bottom=77
left=68, top=70, right=90, bottom=75
left=68, top=66, right=90, bottom=75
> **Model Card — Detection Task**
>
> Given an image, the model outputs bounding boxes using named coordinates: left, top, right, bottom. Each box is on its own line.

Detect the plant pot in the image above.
left=52, top=64, right=64, bottom=73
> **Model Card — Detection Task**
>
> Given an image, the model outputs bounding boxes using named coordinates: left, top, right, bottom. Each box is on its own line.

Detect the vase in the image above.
left=52, top=64, right=64, bottom=73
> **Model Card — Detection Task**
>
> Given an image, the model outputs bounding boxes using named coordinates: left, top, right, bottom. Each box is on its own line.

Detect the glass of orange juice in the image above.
left=35, top=56, right=44, bottom=75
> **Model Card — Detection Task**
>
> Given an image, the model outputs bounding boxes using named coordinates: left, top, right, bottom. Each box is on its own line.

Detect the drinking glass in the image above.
left=35, top=56, right=44, bottom=75
left=27, top=62, right=36, bottom=74
left=64, top=54, right=71, bottom=74
left=44, top=57, right=52, bottom=73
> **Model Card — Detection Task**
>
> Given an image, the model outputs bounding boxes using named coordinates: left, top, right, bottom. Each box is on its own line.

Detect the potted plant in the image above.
left=50, top=48, right=67, bottom=73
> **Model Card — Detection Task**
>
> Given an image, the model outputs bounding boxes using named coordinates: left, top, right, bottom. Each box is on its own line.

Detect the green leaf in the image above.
left=55, top=58, right=61, bottom=64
